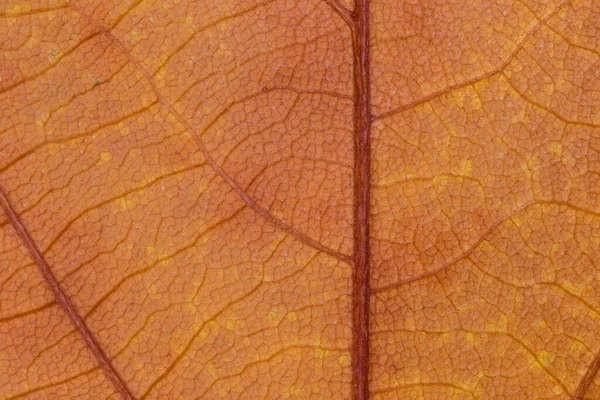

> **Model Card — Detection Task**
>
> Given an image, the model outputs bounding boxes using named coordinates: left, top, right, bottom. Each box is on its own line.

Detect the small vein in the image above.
left=503, top=331, right=572, bottom=396
left=267, top=85, right=352, bottom=100
left=373, top=200, right=537, bottom=293
left=471, top=261, right=600, bottom=319
left=373, top=1, right=571, bottom=121
left=375, top=199, right=600, bottom=293
left=543, top=20, right=600, bottom=58
left=574, top=348, right=600, bottom=400
left=542, top=282, right=600, bottom=317
left=0, top=100, right=158, bottom=175
left=0, top=301, right=55, bottom=323
left=0, top=3, right=68, bottom=18
left=516, top=0, right=599, bottom=58
left=42, top=58, right=128, bottom=128
left=245, top=293, right=349, bottom=339
left=68, top=4, right=351, bottom=265
left=109, top=0, right=144, bottom=30
left=43, top=161, right=205, bottom=253
left=0, top=32, right=101, bottom=96
left=6, top=366, right=99, bottom=400
left=373, top=173, right=483, bottom=190
left=84, top=206, right=246, bottom=319
left=371, top=382, right=476, bottom=398
left=197, top=344, right=348, bottom=399
left=152, top=1, right=277, bottom=75
left=172, top=31, right=341, bottom=104
left=374, top=329, right=571, bottom=396
left=139, top=281, right=264, bottom=398
left=502, top=72, right=600, bottom=128
left=0, top=185, right=134, bottom=399
left=323, top=0, right=353, bottom=29
left=140, top=244, right=330, bottom=398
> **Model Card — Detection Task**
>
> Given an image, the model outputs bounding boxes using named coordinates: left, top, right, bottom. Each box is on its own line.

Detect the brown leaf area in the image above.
left=1, top=0, right=600, bottom=399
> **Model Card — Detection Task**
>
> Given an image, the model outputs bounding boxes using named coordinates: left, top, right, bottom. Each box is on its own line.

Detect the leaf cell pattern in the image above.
left=1, top=0, right=600, bottom=399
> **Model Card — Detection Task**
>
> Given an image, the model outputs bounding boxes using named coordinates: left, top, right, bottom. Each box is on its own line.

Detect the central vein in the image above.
left=351, top=0, right=372, bottom=399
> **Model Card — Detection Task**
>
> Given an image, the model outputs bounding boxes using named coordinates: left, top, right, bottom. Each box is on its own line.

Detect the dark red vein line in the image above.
left=574, top=349, right=600, bottom=400
left=373, top=0, right=571, bottom=121
left=373, top=200, right=534, bottom=293
left=351, top=0, right=371, bottom=399
left=68, top=3, right=351, bottom=265
left=0, top=186, right=134, bottom=400
left=324, top=0, right=353, bottom=28
left=374, top=199, right=600, bottom=294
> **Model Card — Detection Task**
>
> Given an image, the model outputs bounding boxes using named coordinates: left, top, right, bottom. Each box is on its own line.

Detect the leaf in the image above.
left=1, top=0, right=599, bottom=399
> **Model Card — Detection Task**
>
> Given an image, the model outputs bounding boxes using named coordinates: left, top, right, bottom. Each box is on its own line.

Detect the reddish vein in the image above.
left=574, top=349, right=600, bottom=400
left=350, top=0, right=372, bottom=399
left=68, top=3, right=350, bottom=265
left=0, top=186, right=134, bottom=400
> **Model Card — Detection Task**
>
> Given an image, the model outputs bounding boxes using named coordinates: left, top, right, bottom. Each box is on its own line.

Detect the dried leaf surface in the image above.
left=1, top=0, right=600, bottom=399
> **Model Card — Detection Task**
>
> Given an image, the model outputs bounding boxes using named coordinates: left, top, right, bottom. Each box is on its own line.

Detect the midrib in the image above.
left=350, top=0, right=372, bottom=399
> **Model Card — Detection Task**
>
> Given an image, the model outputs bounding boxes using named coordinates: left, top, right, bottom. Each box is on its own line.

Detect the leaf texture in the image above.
left=1, top=0, right=600, bottom=399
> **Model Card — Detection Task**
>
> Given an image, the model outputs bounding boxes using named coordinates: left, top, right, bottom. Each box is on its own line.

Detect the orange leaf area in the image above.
left=1, top=0, right=600, bottom=399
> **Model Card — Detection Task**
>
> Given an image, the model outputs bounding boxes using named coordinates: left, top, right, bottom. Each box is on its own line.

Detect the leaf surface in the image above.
left=1, top=0, right=600, bottom=399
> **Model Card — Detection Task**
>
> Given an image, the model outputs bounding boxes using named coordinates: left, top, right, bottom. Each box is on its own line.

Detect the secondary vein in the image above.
left=0, top=185, right=134, bottom=400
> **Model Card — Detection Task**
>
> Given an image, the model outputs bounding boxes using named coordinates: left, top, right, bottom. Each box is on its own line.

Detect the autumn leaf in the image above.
left=1, top=0, right=600, bottom=399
